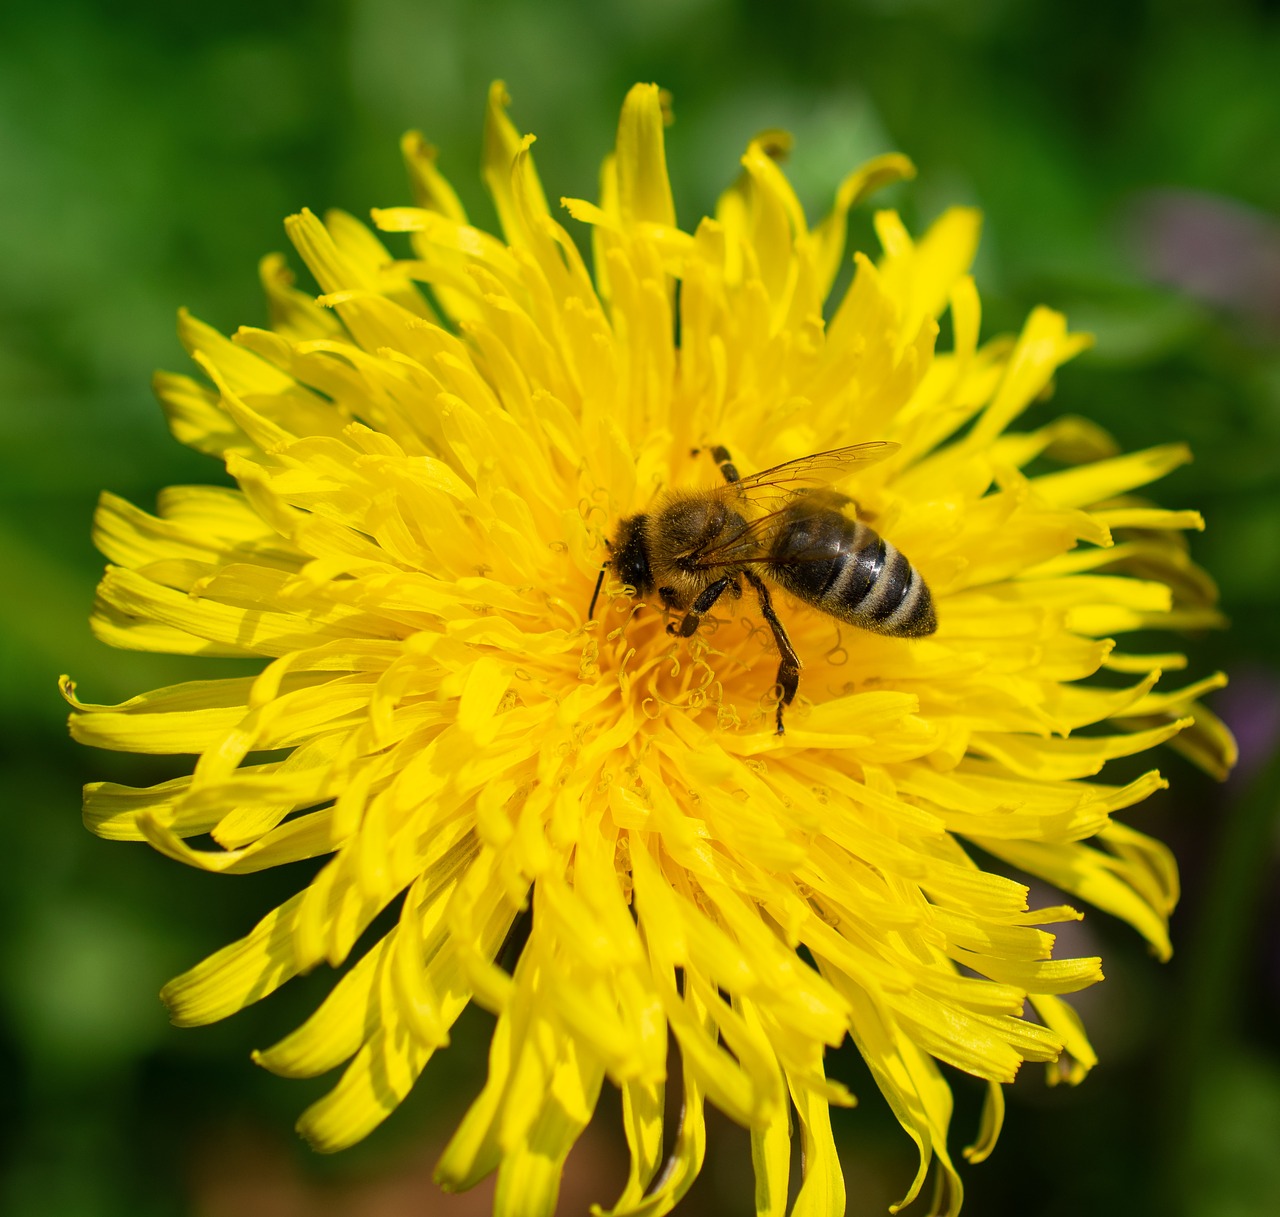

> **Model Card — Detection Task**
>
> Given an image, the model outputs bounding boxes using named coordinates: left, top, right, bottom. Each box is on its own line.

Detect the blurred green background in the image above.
left=2, top=1, right=1278, bottom=1214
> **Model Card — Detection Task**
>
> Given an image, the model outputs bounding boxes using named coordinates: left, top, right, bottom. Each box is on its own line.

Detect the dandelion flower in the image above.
left=65, top=83, right=1235, bottom=1216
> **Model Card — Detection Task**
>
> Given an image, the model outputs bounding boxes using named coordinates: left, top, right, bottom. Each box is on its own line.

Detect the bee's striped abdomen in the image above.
left=766, top=514, right=936, bottom=638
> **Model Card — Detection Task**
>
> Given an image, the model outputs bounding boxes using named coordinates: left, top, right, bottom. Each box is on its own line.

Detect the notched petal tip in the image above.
left=400, top=129, right=468, bottom=224
left=749, top=127, right=793, bottom=161
left=482, top=79, right=551, bottom=245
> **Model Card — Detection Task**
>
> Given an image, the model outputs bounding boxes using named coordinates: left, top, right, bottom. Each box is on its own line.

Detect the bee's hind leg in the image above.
left=742, top=570, right=800, bottom=735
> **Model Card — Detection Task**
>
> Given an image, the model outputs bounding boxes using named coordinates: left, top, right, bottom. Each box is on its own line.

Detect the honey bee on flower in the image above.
left=65, top=81, right=1233, bottom=1216
left=591, top=440, right=937, bottom=735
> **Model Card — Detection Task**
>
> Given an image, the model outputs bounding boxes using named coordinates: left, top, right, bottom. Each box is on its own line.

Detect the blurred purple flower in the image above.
left=1129, top=190, right=1280, bottom=332
left=1216, top=667, right=1280, bottom=786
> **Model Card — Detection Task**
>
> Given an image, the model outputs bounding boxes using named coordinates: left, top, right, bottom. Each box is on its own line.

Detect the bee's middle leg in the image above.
left=671, top=576, right=736, bottom=637
left=742, top=570, right=800, bottom=735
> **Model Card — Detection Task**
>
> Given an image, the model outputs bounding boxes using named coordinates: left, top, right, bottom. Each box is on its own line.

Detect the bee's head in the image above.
left=611, top=514, right=653, bottom=596
left=589, top=515, right=654, bottom=621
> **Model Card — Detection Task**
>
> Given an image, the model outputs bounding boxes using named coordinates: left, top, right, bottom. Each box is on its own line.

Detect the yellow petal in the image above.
left=812, top=152, right=916, bottom=298
left=1031, top=995, right=1098, bottom=1085
left=595, top=981, right=715, bottom=1217
left=494, top=1032, right=606, bottom=1217
left=615, top=83, right=675, bottom=229
left=970, top=307, right=1093, bottom=444
left=1033, top=443, right=1192, bottom=509
left=979, top=832, right=1175, bottom=960
left=483, top=81, right=551, bottom=248
left=962, top=1081, right=1005, bottom=1164
left=789, top=1065, right=847, bottom=1217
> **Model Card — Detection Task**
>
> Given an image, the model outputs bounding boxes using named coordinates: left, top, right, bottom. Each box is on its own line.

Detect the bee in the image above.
left=588, top=442, right=936, bottom=733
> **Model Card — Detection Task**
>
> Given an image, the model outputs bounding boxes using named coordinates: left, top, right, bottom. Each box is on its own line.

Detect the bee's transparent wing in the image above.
left=687, top=443, right=895, bottom=567
left=690, top=490, right=853, bottom=568
left=730, top=441, right=899, bottom=497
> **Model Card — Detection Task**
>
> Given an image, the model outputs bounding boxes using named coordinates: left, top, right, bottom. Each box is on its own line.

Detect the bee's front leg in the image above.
left=670, top=576, right=734, bottom=637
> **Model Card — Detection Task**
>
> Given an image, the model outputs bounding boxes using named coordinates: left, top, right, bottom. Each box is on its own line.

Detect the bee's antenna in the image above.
left=587, top=563, right=607, bottom=620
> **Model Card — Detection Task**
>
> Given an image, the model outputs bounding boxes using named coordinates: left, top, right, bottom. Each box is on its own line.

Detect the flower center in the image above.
left=585, top=582, right=855, bottom=736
